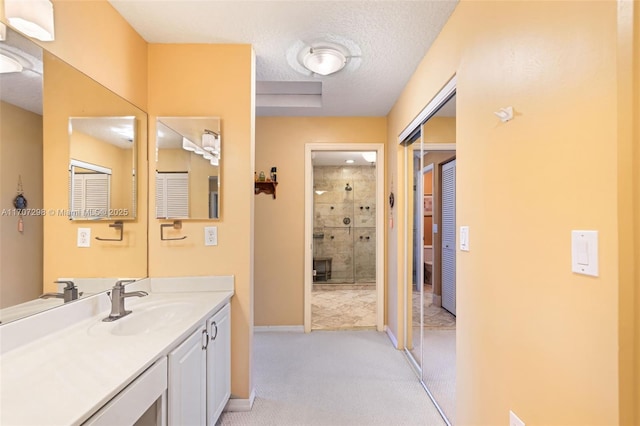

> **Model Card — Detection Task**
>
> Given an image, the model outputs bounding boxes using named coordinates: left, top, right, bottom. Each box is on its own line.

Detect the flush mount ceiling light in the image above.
left=4, top=0, right=55, bottom=41
left=362, top=152, right=376, bottom=163
left=0, top=52, right=23, bottom=73
left=302, top=47, right=347, bottom=76
left=288, top=37, right=361, bottom=78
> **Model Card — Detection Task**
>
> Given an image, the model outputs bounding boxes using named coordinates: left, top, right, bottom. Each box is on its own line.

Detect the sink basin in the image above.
left=89, top=301, right=195, bottom=336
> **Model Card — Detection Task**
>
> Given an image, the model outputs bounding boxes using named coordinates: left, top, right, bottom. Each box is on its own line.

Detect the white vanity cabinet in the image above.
left=168, top=303, right=231, bottom=426
left=207, top=303, right=231, bottom=425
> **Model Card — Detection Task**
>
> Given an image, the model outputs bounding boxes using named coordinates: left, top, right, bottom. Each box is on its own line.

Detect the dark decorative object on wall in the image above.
left=14, top=175, right=27, bottom=209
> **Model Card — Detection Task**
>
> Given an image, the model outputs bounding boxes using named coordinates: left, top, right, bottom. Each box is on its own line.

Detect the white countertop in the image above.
left=0, top=277, right=233, bottom=426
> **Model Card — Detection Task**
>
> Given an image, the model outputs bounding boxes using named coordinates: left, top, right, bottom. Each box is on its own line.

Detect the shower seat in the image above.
left=313, top=257, right=332, bottom=282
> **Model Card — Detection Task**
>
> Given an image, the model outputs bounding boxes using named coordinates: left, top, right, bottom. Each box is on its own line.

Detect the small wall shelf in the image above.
left=255, top=181, right=278, bottom=199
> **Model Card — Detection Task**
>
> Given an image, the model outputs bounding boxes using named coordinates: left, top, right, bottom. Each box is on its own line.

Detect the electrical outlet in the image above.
left=510, top=410, right=525, bottom=426
left=204, top=226, right=218, bottom=246
left=77, top=228, right=91, bottom=247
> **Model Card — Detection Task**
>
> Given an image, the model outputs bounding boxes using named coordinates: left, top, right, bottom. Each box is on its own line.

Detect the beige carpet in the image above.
left=410, top=286, right=456, bottom=425
left=217, top=331, right=447, bottom=426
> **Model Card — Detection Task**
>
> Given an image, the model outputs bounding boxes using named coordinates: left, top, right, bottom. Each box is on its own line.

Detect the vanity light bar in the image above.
left=182, top=137, right=197, bottom=152
left=202, top=129, right=220, bottom=154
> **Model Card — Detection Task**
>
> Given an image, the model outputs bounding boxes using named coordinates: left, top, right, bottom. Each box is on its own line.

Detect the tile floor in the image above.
left=412, top=284, right=456, bottom=330
left=311, top=284, right=376, bottom=330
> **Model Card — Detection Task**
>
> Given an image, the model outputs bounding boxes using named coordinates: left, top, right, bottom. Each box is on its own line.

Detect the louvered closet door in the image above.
left=441, top=159, right=456, bottom=315
left=72, top=174, right=109, bottom=217
left=156, top=172, right=189, bottom=218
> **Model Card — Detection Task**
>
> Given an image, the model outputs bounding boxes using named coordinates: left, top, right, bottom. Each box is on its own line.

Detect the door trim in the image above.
left=304, top=143, right=385, bottom=333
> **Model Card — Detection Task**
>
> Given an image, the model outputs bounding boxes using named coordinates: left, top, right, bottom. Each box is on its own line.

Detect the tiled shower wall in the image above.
left=313, top=165, right=376, bottom=283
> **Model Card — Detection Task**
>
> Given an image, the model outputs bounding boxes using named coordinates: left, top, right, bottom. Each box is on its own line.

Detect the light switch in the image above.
left=460, top=226, right=469, bottom=251
left=77, top=228, right=91, bottom=247
left=571, top=230, right=598, bottom=276
left=204, top=226, right=218, bottom=246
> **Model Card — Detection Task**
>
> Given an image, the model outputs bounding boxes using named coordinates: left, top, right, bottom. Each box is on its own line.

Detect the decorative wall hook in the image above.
left=95, top=221, right=124, bottom=241
left=494, top=106, right=514, bottom=123
left=161, top=220, right=187, bottom=241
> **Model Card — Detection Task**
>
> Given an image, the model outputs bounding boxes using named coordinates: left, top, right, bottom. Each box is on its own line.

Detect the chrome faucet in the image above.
left=40, top=280, right=80, bottom=303
left=102, top=279, right=148, bottom=322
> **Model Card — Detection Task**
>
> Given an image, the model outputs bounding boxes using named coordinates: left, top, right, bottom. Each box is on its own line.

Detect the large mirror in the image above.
left=68, top=116, right=137, bottom=220
left=402, top=88, right=456, bottom=424
left=0, top=26, right=147, bottom=324
left=155, top=117, right=221, bottom=220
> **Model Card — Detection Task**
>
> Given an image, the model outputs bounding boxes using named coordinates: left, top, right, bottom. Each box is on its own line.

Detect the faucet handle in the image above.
left=114, top=279, right=136, bottom=288
left=54, top=280, right=76, bottom=289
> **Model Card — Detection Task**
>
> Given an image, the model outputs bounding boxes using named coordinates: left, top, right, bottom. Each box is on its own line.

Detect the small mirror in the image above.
left=68, top=116, right=136, bottom=220
left=155, top=117, right=221, bottom=220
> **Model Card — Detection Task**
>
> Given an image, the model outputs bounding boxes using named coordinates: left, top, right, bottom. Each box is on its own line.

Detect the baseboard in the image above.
left=254, top=325, right=304, bottom=333
left=224, top=388, right=256, bottom=412
left=385, top=327, right=399, bottom=349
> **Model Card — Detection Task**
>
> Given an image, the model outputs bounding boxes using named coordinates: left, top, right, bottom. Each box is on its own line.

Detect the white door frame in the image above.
left=304, top=143, right=385, bottom=332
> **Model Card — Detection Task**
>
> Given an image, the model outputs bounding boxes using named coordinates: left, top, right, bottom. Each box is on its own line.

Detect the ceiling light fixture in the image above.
left=362, top=152, right=376, bottom=163
left=4, top=0, right=55, bottom=41
left=345, top=159, right=355, bottom=164
left=303, top=47, right=347, bottom=76
left=0, top=52, right=23, bottom=73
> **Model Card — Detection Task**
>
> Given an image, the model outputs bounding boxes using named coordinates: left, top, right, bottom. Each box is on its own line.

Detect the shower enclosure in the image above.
left=312, top=165, right=376, bottom=284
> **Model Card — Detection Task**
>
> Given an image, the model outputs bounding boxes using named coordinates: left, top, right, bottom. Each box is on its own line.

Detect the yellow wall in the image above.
left=627, top=1, right=639, bottom=422
left=389, top=1, right=633, bottom=423
left=42, top=52, right=148, bottom=290
left=0, top=102, right=43, bottom=308
left=617, top=1, right=639, bottom=422
left=254, top=116, right=386, bottom=326
left=189, top=155, right=216, bottom=219
left=423, top=116, right=456, bottom=143
left=44, top=0, right=148, bottom=110
left=70, top=131, right=133, bottom=212
left=147, top=44, right=255, bottom=399
left=157, top=148, right=190, bottom=172
left=630, top=3, right=640, bottom=423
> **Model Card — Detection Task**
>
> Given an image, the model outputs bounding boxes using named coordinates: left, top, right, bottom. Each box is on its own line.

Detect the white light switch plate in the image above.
left=78, top=228, right=91, bottom=247
left=571, top=230, right=598, bottom=276
left=204, top=226, right=218, bottom=246
left=460, top=226, right=469, bottom=251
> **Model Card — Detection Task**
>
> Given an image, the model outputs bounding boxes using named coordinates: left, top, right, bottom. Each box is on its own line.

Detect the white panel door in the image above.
left=441, top=159, right=456, bottom=315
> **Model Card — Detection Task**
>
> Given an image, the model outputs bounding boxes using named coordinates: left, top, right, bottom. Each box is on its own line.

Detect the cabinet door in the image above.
left=168, top=325, right=207, bottom=426
left=206, top=303, right=231, bottom=425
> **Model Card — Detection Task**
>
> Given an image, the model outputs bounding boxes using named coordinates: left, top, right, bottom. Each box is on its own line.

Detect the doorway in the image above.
left=304, top=144, right=385, bottom=332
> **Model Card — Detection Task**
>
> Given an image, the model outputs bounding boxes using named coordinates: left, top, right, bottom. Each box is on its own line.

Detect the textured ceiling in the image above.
left=0, top=28, right=43, bottom=115
left=109, top=0, right=458, bottom=117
